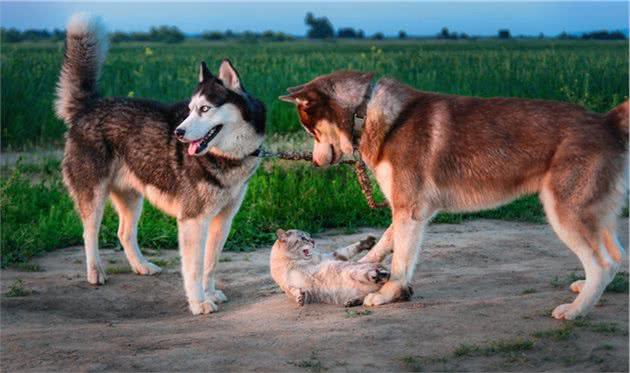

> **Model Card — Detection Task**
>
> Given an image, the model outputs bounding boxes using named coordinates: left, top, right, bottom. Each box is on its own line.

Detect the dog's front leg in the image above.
left=364, top=209, right=427, bottom=306
left=203, top=190, right=245, bottom=304
left=358, top=225, right=394, bottom=263
left=178, top=216, right=215, bottom=315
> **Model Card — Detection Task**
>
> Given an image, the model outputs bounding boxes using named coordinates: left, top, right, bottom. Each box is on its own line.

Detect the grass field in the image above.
left=1, top=40, right=628, bottom=266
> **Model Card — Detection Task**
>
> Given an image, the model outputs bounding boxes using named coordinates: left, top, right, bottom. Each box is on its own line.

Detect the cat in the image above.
left=270, top=229, right=390, bottom=307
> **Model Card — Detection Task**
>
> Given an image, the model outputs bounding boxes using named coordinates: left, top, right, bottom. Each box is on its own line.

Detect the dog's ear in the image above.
left=279, top=88, right=319, bottom=109
left=218, top=59, right=243, bottom=92
left=199, top=61, right=213, bottom=83
left=276, top=229, right=287, bottom=241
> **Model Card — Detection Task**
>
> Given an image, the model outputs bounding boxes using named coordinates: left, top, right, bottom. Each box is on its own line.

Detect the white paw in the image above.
left=206, top=290, right=228, bottom=304
left=87, top=263, right=106, bottom=285
left=189, top=299, right=218, bottom=315
left=363, top=291, right=388, bottom=307
left=570, top=280, right=585, bottom=293
left=552, top=303, right=583, bottom=320
left=132, top=260, right=162, bottom=276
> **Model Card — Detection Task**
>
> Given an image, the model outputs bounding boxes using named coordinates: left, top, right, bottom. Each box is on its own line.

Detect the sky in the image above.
left=1, top=1, right=628, bottom=37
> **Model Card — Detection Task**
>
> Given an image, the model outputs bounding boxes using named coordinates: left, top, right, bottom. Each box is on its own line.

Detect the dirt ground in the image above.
left=2, top=219, right=628, bottom=372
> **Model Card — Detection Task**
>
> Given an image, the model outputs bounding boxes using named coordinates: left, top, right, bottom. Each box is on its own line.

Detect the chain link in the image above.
left=258, top=150, right=389, bottom=209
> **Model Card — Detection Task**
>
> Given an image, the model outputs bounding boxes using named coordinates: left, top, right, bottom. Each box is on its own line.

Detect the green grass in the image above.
left=1, top=40, right=627, bottom=150
left=454, top=338, right=534, bottom=357
left=5, top=279, right=32, bottom=297
left=344, top=308, right=372, bottom=318
left=1, top=40, right=628, bottom=266
left=551, top=272, right=629, bottom=293
left=105, top=266, right=133, bottom=275
left=10, top=262, right=43, bottom=272
left=1, top=157, right=555, bottom=266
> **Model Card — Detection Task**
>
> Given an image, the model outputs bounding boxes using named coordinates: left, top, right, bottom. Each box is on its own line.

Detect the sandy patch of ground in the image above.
left=1, top=219, right=628, bottom=372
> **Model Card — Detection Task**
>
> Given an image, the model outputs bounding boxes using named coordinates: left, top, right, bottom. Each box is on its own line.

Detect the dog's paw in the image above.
left=189, top=299, right=218, bottom=315
left=367, top=267, right=390, bottom=284
left=363, top=291, right=388, bottom=307
left=344, top=298, right=363, bottom=308
left=570, top=280, right=585, bottom=293
left=131, top=260, right=162, bottom=276
left=551, top=303, right=583, bottom=320
left=206, top=290, right=228, bottom=304
left=87, top=263, right=106, bottom=285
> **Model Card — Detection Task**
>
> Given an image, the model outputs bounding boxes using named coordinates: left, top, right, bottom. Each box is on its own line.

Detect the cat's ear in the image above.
left=276, top=229, right=287, bottom=241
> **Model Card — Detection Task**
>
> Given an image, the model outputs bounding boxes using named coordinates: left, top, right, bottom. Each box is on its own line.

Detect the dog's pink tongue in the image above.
left=188, top=142, right=199, bottom=156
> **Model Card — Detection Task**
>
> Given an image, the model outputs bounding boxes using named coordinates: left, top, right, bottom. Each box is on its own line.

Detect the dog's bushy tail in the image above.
left=54, top=13, right=108, bottom=124
left=606, top=100, right=629, bottom=144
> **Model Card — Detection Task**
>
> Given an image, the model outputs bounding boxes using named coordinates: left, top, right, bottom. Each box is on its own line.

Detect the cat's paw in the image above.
left=295, top=289, right=306, bottom=306
left=367, top=267, right=390, bottom=284
left=357, top=235, right=377, bottom=251
left=344, top=298, right=363, bottom=307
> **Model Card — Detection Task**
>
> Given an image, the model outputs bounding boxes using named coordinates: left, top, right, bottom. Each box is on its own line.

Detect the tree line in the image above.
left=1, top=12, right=626, bottom=43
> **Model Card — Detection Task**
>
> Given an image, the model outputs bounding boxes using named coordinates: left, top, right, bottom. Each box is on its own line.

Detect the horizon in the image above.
left=1, top=2, right=628, bottom=37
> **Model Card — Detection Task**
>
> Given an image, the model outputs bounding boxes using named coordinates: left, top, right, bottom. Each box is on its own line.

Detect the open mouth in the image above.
left=302, top=248, right=311, bottom=257
left=187, top=125, right=223, bottom=156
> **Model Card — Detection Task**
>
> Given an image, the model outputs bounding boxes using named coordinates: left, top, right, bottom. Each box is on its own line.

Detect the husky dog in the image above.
left=280, top=71, right=628, bottom=319
left=270, top=229, right=389, bottom=306
left=55, top=14, right=265, bottom=315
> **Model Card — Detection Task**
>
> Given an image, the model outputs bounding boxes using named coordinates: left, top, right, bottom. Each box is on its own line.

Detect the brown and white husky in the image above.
left=280, top=71, right=628, bottom=320
left=56, top=14, right=265, bottom=315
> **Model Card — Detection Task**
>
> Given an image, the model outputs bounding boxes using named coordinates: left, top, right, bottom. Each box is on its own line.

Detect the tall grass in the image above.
left=1, top=40, right=628, bottom=149
left=1, top=159, right=548, bottom=266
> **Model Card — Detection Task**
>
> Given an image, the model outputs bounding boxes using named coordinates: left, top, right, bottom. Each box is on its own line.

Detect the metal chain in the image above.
left=258, top=150, right=389, bottom=209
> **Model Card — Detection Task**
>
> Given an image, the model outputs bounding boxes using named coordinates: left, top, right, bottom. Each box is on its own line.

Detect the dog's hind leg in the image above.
left=110, top=190, right=161, bottom=276
left=76, top=184, right=108, bottom=285
left=203, top=189, right=245, bottom=304
left=541, top=176, right=622, bottom=320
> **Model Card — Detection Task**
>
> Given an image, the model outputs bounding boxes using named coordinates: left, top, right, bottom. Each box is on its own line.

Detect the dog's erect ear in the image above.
left=199, top=61, right=213, bottom=83
left=287, top=84, right=306, bottom=93
left=218, top=59, right=243, bottom=92
left=276, top=229, right=287, bottom=241
left=279, top=89, right=318, bottom=108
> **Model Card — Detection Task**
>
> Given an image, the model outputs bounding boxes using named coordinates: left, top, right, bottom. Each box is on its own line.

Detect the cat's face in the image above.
left=275, top=229, right=316, bottom=260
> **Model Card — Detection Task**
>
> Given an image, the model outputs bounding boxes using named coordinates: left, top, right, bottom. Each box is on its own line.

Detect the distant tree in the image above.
left=440, top=27, right=450, bottom=39
left=398, top=30, right=407, bottom=39
left=581, top=30, right=626, bottom=40
left=460, top=32, right=469, bottom=39
left=337, top=27, right=359, bottom=38
left=51, top=28, right=66, bottom=41
left=357, top=29, right=365, bottom=39
left=538, top=32, right=544, bottom=39
left=498, top=29, right=511, bottom=39
left=0, top=28, right=22, bottom=42
left=149, top=26, right=185, bottom=43
left=372, top=32, right=385, bottom=40
left=201, top=31, right=225, bottom=40
left=438, top=27, right=459, bottom=40
left=305, top=12, right=334, bottom=39
left=558, top=31, right=576, bottom=40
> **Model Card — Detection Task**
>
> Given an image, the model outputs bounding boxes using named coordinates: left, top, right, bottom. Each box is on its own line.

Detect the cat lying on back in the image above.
left=270, top=229, right=390, bottom=307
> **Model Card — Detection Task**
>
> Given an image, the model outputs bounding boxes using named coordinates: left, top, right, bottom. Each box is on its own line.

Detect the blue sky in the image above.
left=1, top=1, right=628, bottom=37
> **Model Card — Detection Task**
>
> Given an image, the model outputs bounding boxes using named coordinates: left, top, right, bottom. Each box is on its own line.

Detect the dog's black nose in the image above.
left=174, top=128, right=186, bottom=139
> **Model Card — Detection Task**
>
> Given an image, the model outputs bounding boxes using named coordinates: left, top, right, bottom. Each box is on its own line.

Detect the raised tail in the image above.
left=54, top=13, right=108, bottom=124
left=606, top=100, right=629, bottom=143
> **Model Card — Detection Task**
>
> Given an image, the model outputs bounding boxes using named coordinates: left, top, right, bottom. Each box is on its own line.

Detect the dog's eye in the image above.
left=200, top=106, right=211, bottom=113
